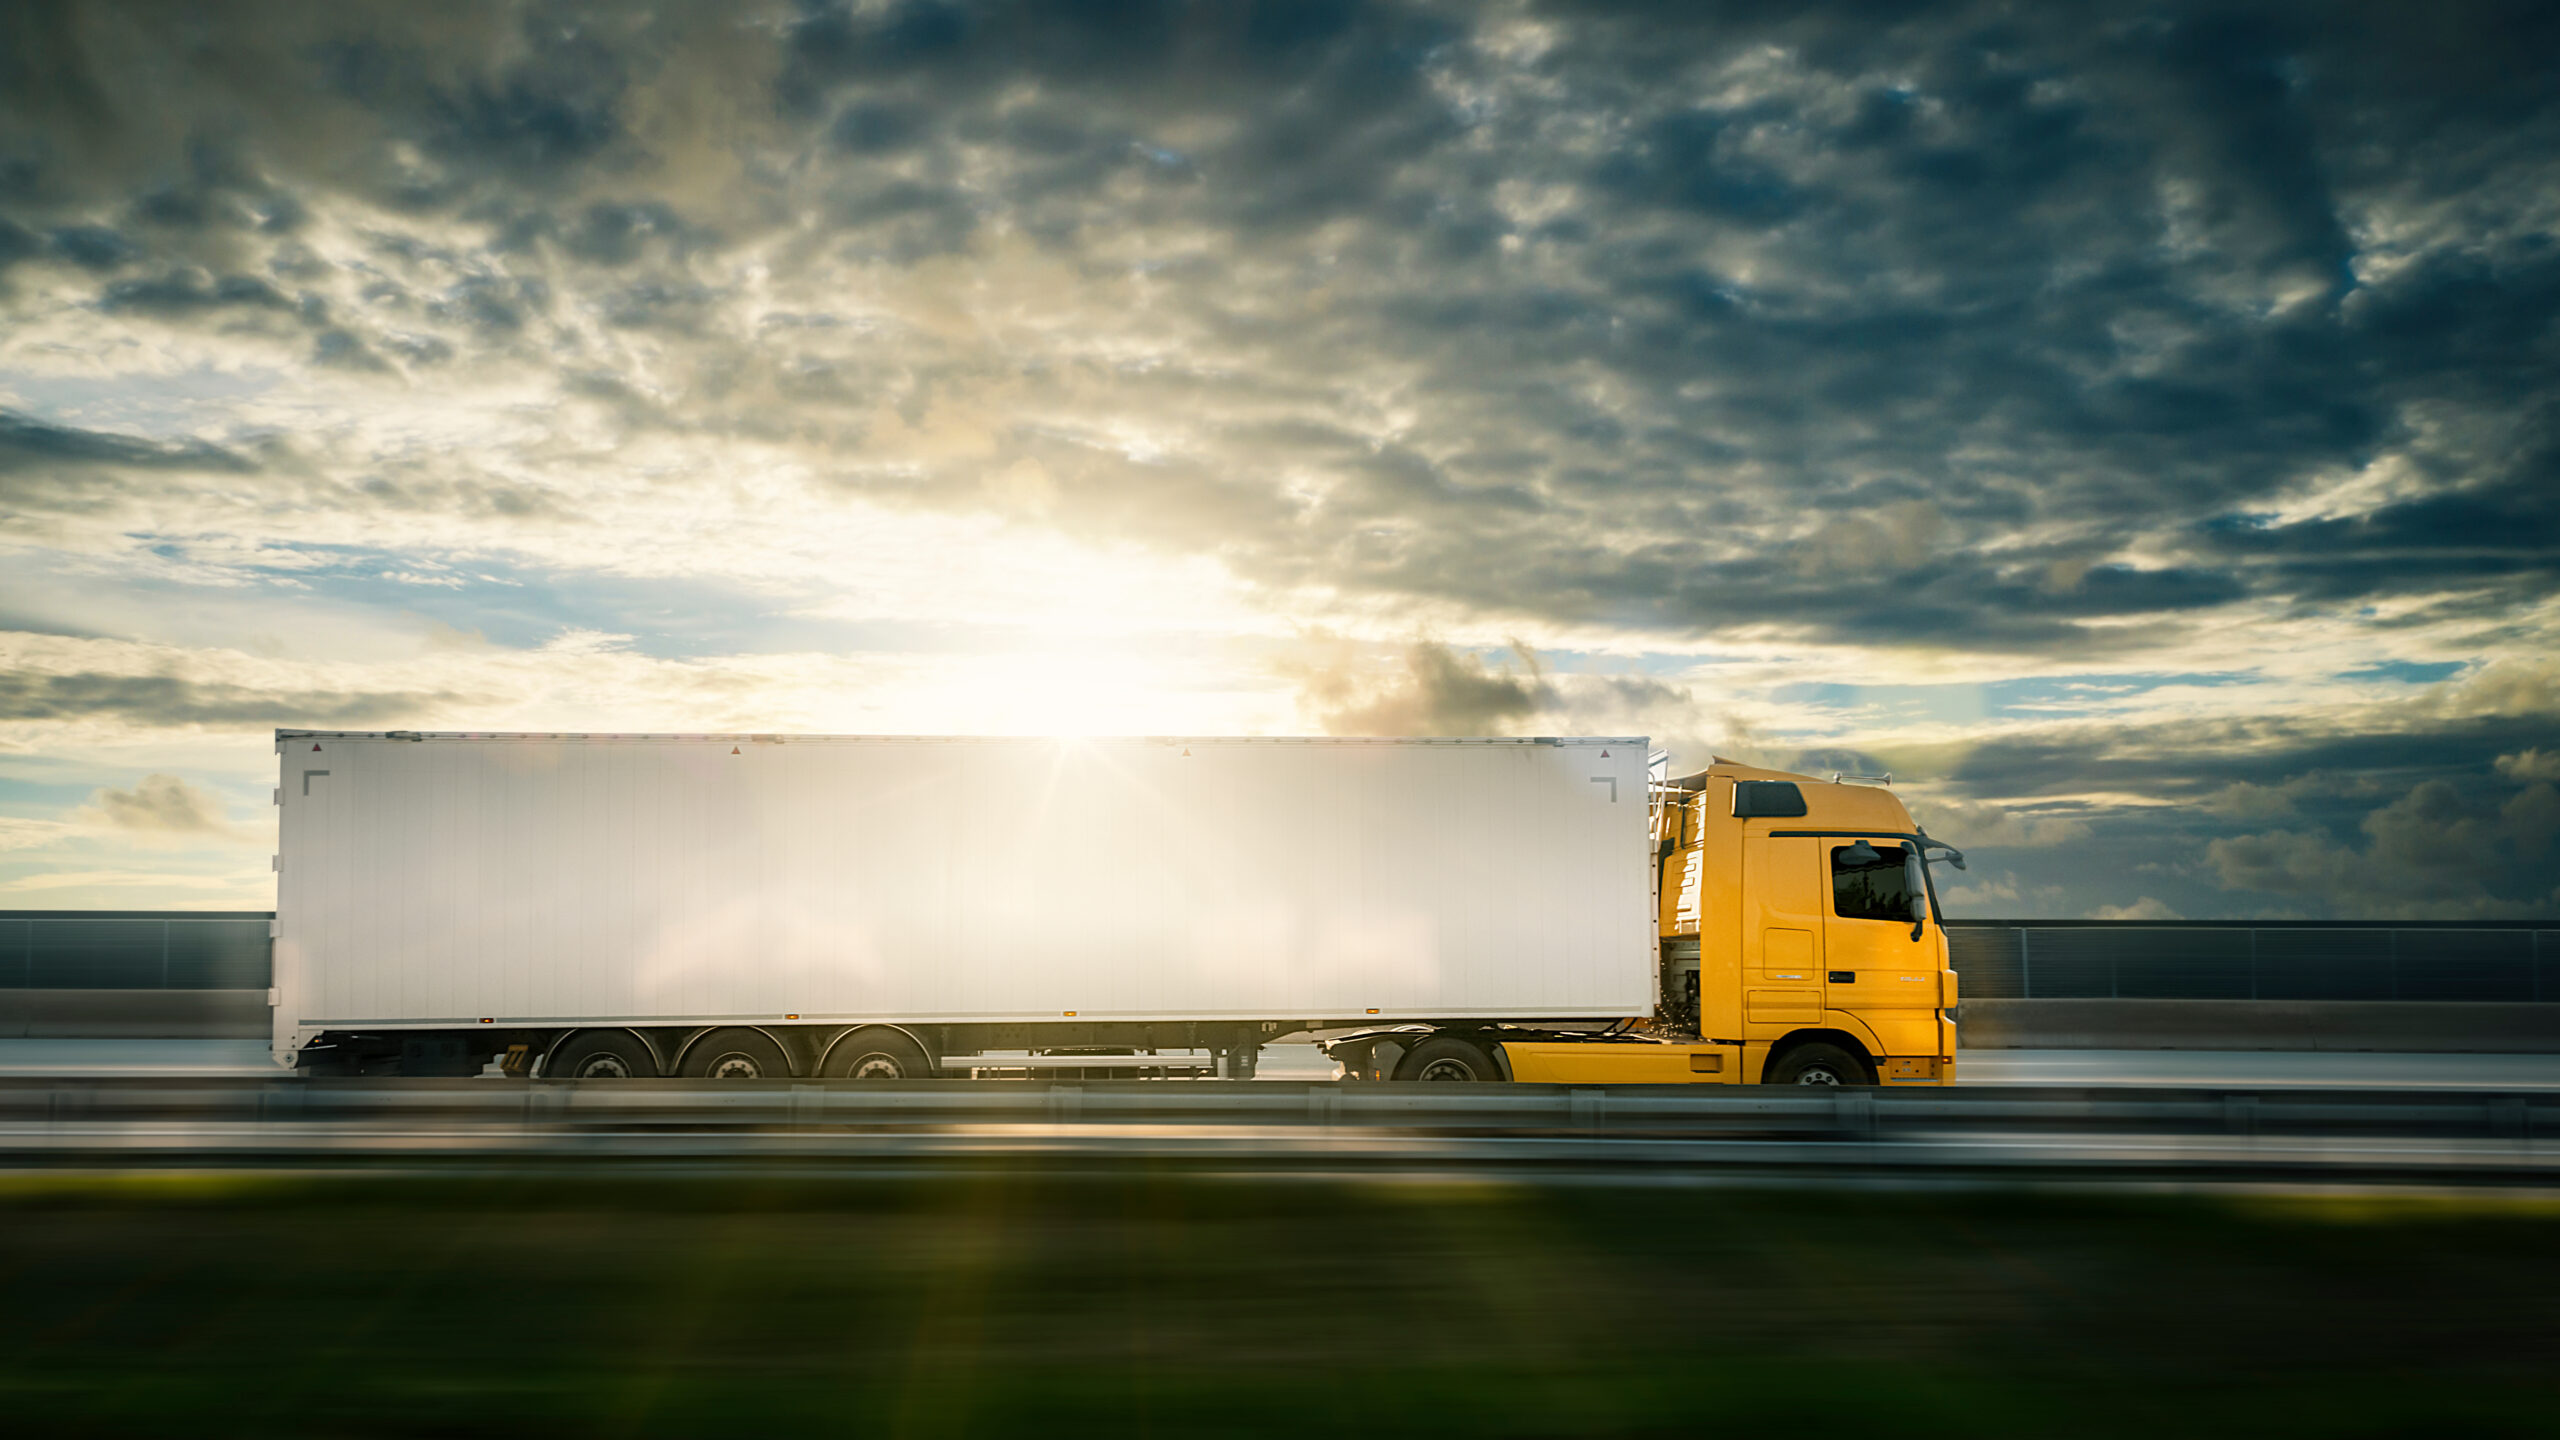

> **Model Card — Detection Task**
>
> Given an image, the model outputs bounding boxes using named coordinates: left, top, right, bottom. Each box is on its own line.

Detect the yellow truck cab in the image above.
left=1496, top=760, right=1962, bottom=1086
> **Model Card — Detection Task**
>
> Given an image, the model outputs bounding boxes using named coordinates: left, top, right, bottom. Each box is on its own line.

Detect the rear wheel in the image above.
left=1393, top=1036, right=1501, bottom=1082
left=549, top=1030, right=657, bottom=1080
left=681, top=1028, right=791, bottom=1079
left=823, top=1027, right=935, bottom=1080
left=1766, top=1042, right=1871, bottom=1086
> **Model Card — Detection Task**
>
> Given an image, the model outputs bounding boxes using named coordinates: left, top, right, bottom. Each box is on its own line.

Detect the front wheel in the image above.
left=1392, top=1037, right=1501, bottom=1082
left=1765, top=1042, right=1871, bottom=1086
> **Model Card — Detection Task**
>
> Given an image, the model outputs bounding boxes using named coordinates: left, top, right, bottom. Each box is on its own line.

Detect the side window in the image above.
left=1733, top=780, right=1807, bottom=818
left=1831, top=842, right=1914, bottom=922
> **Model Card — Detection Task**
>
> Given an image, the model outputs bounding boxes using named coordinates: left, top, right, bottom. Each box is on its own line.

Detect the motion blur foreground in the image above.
left=7, top=748, right=2560, bottom=1438
left=7, top=915, right=2560, bottom=1438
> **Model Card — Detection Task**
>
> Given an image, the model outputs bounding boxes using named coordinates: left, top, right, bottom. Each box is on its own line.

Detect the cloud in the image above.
left=2090, top=896, right=2182, bottom=921
left=2205, top=828, right=2358, bottom=903
left=0, top=866, right=274, bottom=903
left=2, top=1, right=2558, bottom=919
left=1904, top=796, right=2093, bottom=848
left=2206, top=776, right=2560, bottom=918
left=0, top=816, right=75, bottom=851
left=2201, top=781, right=2297, bottom=821
left=2453, top=660, right=2560, bottom=719
left=1277, top=634, right=1727, bottom=750
left=81, top=773, right=242, bottom=839
left=2498, top=749, right=2560, bottom=783
left=1941, top=872, right=2021, bottom=910
left=1286, top=637, right=1555, bottom=736
left=0, top=670, right=457, bottom=727
left=0, top=1, right=2546, bottom=659
left=0, top=410, right=258, bottom=476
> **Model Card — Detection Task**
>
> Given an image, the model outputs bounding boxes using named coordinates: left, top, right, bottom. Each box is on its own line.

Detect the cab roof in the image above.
left=1665, top=759, right=1920, bottom=834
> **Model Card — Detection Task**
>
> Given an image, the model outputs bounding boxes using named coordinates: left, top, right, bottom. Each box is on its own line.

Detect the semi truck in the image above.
left=271, top=731, right=1962, bottom=1085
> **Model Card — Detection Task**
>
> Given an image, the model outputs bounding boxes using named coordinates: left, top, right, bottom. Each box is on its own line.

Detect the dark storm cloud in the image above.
left=0, top=410, right=257, bottom=475
left=0, top=409, right=264, bottom=523
left=1919, top=709, right=2559, bottom=806
left=2, top=1, right=2556, bottom=646
left=0, top=669, right=461, bottom=727
left=48, top=223, right=134, bottom=270
left=99, top=268, right=294, bottom=316
left=1862, top=659, right=2560, bottom=916
left=2195, top=385, right=2560, bottom=605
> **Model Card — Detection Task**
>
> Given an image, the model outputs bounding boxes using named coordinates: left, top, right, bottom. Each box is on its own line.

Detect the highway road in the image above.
left=6, top=1038, right=2560, bottom=1087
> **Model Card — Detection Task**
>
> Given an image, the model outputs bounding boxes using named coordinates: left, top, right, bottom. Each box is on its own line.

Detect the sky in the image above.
left=1, top=0, right=2556, bottom=920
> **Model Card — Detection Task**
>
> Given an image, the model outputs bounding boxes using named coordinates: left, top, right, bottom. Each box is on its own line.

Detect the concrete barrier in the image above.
left=1959, top=998, right=2560, bottom=1053
left=0, top=989, right=269, bottom=1039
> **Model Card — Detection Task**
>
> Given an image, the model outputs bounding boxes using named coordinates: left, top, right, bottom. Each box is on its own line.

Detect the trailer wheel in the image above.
left=1393, top=1036, right=1500, bottom=1082
left=1766, top=1042, right=1872, bottom=1087
left=824, top=1028, right=935, bottom=1080
left=681, top=1028, right=791, bottom=1079
left=550, top=1030, right=657, bottom=1080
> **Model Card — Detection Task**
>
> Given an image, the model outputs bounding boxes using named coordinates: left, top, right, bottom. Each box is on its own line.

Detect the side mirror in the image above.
left=1905, top=850, right=1929, bottom=940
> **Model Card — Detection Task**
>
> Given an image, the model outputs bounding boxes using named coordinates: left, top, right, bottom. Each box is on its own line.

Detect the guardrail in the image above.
left=2, top=1074, right=2545, bottom=1132
left=1, top=1079, right=2550, bottom=1186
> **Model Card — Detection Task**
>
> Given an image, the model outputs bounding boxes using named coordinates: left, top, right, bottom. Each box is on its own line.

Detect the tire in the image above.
left=823, top=1027, right=935, bottom=1081
left=680, top=1028, right=791, bottom=1079
left=1392, top=1036, right=1501, bottom=1082
left=1765, top=1042, right=1871, bottom=1087
left=549, top=1030, right=657, bottom=1080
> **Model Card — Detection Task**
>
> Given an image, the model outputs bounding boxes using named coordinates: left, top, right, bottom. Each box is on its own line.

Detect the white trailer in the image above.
left=273, top=732, right=1653, bottom=1078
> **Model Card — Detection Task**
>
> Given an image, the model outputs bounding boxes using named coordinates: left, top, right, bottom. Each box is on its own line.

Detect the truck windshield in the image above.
left=1831, top=842, right=1918, bottom=923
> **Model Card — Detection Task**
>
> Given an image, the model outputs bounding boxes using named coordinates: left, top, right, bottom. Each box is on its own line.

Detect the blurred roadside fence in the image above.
left=5, top=912, right=2559, bottom=1051
left=1946, top=920, right=2560, bottom=1001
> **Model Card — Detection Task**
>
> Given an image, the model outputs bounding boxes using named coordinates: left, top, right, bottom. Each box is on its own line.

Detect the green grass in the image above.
left=1, top=1170, right=2555, bottom=1437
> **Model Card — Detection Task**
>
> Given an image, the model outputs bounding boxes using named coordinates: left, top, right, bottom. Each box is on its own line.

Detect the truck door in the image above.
left=1739, top=831, right=1825, bottom=1031
left=1819, top=838, right=1941, bottom=1063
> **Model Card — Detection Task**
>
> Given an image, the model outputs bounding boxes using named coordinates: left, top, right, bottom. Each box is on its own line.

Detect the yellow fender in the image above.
left=1813, top=1009, right=1889, bottom=1060
left=1744, top=1012, right=1891, bottom=1083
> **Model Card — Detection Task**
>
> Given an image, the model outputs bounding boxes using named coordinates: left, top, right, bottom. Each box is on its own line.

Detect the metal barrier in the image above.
left=0, top=911, right=271, bottom=990
left=0, top=1076, right=2551, bottom=1189
left=0, top=1076, right=2550, bottom=1154
left=1948, top=921, right=2560, bottom=1001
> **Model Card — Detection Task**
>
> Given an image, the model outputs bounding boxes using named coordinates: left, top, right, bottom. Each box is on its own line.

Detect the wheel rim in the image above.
left=572, top=1054, right=631, bottom=1079
left=1795, top=1066, right=1845, bottom=1086
left=1416, top=1057, right=1479, bottom=1081
left=705, top=1052, right=765, bottom=1079
left=849, top=1052, right=905, bottom=1080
